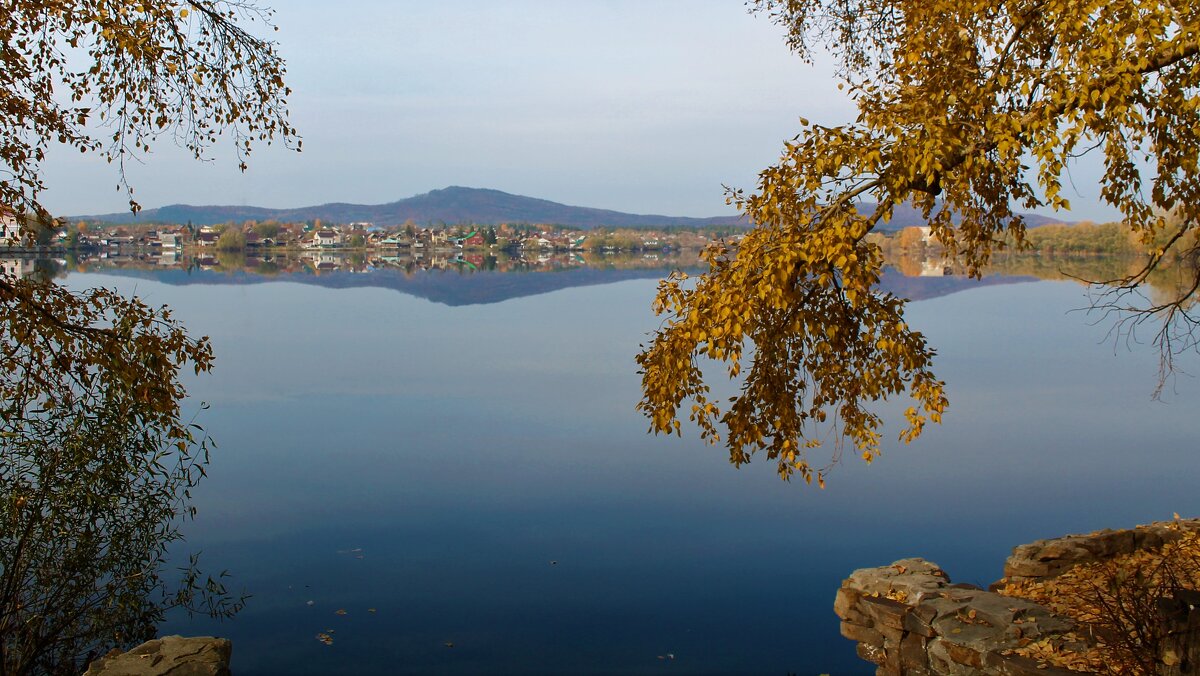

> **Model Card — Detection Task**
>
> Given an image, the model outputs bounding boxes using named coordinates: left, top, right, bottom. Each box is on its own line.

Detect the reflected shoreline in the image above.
left=1, top=249, right=1161, bottom=307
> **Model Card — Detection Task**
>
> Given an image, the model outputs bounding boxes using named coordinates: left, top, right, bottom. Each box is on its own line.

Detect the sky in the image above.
left=41, top=1, right=1121, bottom=221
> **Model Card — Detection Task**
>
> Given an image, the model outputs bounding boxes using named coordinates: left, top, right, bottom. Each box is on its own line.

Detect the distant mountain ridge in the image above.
left=75, top=186, right=1066, bottom=230
left=78, top=187, right=749, bottom=229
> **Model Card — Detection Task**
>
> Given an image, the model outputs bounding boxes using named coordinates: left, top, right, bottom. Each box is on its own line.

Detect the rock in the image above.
left=835, top=557, right=1083, bottom=674
left=84, top=636, right=231, bottom=676
left=1003, top=519, right=1200, bottom=583
left=837, top=519, right=1200, bottom=675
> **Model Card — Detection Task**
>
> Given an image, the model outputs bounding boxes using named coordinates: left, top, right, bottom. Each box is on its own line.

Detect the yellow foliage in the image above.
left=0, top=0, right=299, bottom=219
left=1001, top=524, right=1200, bottom=674
left=638, top=0, right=1200, bottom=480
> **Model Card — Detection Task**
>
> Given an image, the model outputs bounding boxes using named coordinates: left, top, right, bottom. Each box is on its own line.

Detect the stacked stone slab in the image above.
left=84, top=635, right=231, bottom=676
left=1003, top=519, right=1200, bottom=584
left=835, top=558, right=1081, bottom=675
left=835, top=519, right=1200, bottom=675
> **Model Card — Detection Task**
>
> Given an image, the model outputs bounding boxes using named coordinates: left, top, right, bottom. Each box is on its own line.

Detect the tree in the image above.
left=896, top=226, right=928, bottom=252
left=637, top=0, right=1199, bottom=485
left=252, top=221, right=281, bottom=240
left=1, top=0, right=295, bottom=669
left=0, top=282, right=241, bottom=675
left=16, top=211, right=58, bottom=247
left=1, top=0, right=297, bottom=219
left=216, top=228, right=246, bottom=251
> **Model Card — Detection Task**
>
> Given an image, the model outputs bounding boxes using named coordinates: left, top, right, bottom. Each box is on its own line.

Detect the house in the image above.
left=313, top=229, right=342, bottom=247
left=378, top=236, right=409, bottom=250
left=103, top=234, right=136, bottom=248
left=195, top=232, right=219, bottom=247
left=0, top=210, right=22, bottom=246
left=158, top=232, right=182, bottom=249
left=0, top=258, right=35, bottom=278
left=524, top=235, right=553, bottom=249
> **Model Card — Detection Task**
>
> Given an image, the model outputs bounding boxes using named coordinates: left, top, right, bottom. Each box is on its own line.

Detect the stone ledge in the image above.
left=85, top=635, right=231, bottom=676
left=836, top=519, right=1200, bottom=675
left=836, top=558, right=1079, bottom=676
left=1003, top=519, right=1200, bottom=584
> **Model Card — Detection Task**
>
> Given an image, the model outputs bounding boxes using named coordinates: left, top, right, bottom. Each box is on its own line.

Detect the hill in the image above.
left=75, top=186, right=1066, bottom=230
left=78, top=187, right=748, bottom=229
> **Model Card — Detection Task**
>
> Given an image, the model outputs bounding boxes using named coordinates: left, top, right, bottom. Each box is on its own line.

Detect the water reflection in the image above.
left=7, top=248, right=1174, bottom=295
left=0, top=268, right=239, bottom=675
left=22, top=249, right=1195, bottom=674
left=7, top=250, right=1198, bottom=674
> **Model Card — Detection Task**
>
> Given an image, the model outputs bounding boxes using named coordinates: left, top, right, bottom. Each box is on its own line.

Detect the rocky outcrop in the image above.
left=1004, top=520, right=1200, bottom=583
left=836, top=519, right=1200, bottom=675
left=835, top=558, right=1081, bottom=675
left=84, top=635, right=231, bottom=676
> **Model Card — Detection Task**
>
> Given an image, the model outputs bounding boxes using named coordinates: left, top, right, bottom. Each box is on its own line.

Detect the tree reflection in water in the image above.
left=0, top=273, right=239, bottom=675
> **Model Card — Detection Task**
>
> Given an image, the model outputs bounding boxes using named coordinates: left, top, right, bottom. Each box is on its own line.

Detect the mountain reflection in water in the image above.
left=2, top=249, right=1076, bottom=306
left=4, top=248, right=1192, bottom=675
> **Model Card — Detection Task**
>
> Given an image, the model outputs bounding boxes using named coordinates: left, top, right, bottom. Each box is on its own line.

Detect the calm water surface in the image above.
left=62, top=267, right=1200, bottom=675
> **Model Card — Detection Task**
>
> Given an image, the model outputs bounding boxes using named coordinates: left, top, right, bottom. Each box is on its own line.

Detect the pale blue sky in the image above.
left=43, top=1, right=1119, bottom=221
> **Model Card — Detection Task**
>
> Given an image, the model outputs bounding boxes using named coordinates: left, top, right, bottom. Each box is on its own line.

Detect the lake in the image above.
left=55, top=260, right=1200, bottom=675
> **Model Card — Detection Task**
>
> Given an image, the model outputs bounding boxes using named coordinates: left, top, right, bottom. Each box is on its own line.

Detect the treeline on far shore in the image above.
left=876, top=215, right=1200, bottom=308
left=874, top=215, right=1200, bottom=257
left=11, top=210, right=1198, bottom=261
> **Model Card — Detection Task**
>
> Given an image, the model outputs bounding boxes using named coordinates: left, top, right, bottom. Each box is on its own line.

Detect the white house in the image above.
left=0, top=211, right=22, bottom=246
left=313, top=229, right=342, bottom=247
left=0, top=258, right=34, bottom=278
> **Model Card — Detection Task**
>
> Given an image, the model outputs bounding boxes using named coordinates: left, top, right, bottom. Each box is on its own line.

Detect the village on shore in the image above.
left=3, top=209, right=1149, bottom=285
left=0, top=213, right=735, bottom=279
left=1, top=212, right=728, bottom=256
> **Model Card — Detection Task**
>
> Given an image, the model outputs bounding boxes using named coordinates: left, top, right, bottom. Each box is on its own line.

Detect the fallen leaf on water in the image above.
left=443, top=641, right=454, bottom=648
left=367, top=608, right=377, bottom=614
left=315, top=633, right=333, bottom=646
left=335, top=609, right=347, bottom=616
left=305, top=600, right=314, bottom=606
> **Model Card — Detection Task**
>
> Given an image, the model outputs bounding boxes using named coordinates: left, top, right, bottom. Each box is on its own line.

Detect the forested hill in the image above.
left=75, top=186, right=1065, bottom=230
left=78, top=187, right=750, bottom=229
